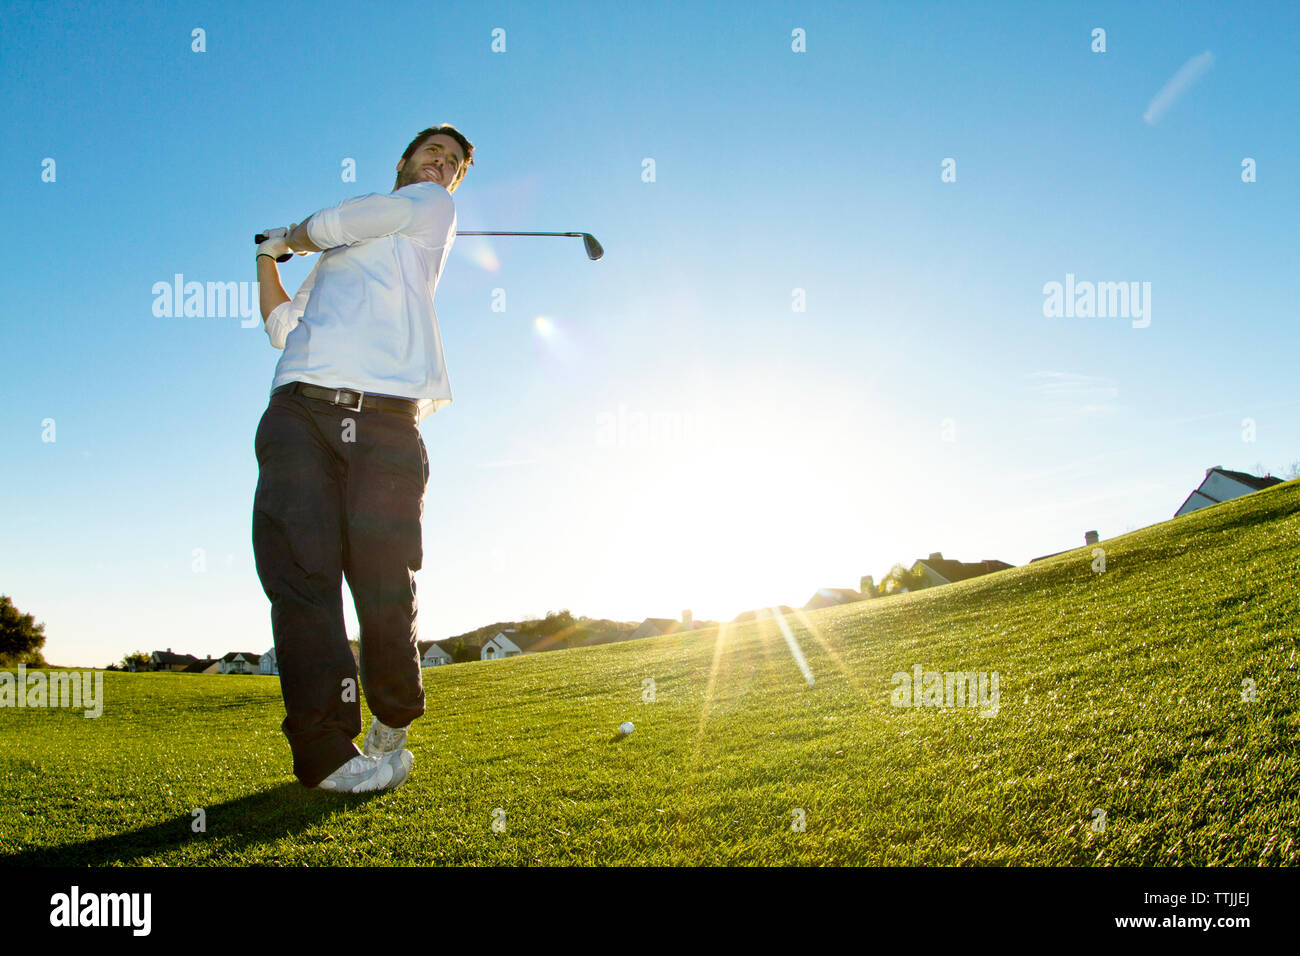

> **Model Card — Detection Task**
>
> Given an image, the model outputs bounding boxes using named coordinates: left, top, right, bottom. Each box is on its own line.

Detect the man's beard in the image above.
left=396, top=165, right=446, bottom=190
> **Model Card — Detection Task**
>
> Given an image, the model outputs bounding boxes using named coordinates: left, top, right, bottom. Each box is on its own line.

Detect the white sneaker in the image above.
left=316, top=750, right=414, bottom=793
left=363, top=716, right=409, bottom=758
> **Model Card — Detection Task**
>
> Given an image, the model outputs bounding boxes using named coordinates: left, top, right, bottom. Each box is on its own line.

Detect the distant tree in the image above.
left=517, top=609, right=575, bottom=640
left=0, top=595, right=47, bottom=666
left=540, top=609, right=574, bottom=636
left=121, top=650, right=151, bottom=672
left=449, top=638, right=475, bottom=663
left=879, top=564, right=905, bottom=595
left=875, top=565, right=895, bottom=595
left=860, top=575, right=879, bottom=598
left=879, top=563, right=929, bottom=595
left=1285, top=460, right=1300, bottom=481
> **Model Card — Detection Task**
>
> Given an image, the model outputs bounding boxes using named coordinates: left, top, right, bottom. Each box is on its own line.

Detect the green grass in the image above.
left=3, top=481, right=1299, bottom=865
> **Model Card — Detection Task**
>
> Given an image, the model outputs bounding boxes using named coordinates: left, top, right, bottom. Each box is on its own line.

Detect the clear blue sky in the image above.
left=2, top=0, right=1297, bottom=667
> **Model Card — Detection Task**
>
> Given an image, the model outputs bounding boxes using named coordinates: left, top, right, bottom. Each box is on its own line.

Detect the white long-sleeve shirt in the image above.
left=266, top=181, right=457, bottom=419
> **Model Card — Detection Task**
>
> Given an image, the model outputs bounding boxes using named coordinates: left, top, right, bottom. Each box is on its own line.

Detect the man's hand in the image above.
left=257, top=225, right=291, bottom=261
left=257, top=223, right=311, bottom=261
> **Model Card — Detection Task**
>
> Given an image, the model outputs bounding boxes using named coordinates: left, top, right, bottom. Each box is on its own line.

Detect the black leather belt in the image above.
left=273, top=382, right=419, bottom=420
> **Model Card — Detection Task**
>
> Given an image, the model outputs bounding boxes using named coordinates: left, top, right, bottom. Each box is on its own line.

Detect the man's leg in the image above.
left=343, top=410, right=428, bottom=730
left=252, top=393, right=362, bottom=786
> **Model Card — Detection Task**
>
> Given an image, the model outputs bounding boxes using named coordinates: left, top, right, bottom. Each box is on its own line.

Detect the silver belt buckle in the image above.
left=334, top=388, right=364, bottom=412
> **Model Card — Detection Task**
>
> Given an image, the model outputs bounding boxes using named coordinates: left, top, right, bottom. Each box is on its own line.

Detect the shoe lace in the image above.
left=372, top=721, right=406, bottom=747
left=340, top=755, right=374, bottom=776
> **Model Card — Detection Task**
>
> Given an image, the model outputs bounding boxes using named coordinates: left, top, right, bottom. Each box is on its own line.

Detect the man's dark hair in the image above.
left=399, top=124, right=475, bottom=192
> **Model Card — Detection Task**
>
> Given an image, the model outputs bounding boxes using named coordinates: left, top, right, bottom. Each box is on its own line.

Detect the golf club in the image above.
left=253, top=230, right=603, bottom=262
left=456, top=231, right=604, bottom=261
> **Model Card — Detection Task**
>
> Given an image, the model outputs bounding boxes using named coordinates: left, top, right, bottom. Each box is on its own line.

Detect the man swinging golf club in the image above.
left=251, top=124, right=474, bottom=792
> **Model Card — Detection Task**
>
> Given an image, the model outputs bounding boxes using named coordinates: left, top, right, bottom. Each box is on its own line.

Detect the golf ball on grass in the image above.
left=618, top=721, right=634, bottom=736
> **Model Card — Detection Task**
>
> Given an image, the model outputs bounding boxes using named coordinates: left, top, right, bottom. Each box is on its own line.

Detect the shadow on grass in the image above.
left=0, top=783, right=383, bottom=866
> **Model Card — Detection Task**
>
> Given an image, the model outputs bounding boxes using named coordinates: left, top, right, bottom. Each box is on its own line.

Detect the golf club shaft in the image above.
left=456, top=231, right=603, bottom=260
left=455, top=232, right=583, bottom=237
left=253, top=230, right=603, bottom=260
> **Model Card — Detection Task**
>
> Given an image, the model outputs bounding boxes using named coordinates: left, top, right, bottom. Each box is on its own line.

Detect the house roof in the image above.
left=630, top=618, right=682, bottom=637
left=804, top=588, right=865, bottom=609
left=815, top=587, right=862, bottom=601
left=422, top=636, right=484, bottom=655
left=579, top=631, right=623, bottom=646
left=221, top=652, right=261, bottom=663
left=494, top=630, right=566, bottom=651
left=1209, top=466, right=1283, bottom=492
left=182, top=658, right=220, bottom=672
left=151, top=650, right=197, bottom=665
left=732, top=605, right=797, bottom=623
left=1176, top=466, right=1285, bottom=514
left=914, top=555, right=1014, bottom=584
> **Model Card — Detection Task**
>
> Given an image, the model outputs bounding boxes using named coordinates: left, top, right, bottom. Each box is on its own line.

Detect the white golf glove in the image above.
left=257, top=223, right=307, bottom=261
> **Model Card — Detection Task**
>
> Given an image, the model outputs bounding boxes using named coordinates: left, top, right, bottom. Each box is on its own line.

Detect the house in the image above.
left=219, top=652, right=261, bottom=675
left=481, top=629, right=526, bottom=660
left=911, top=552, right=1014, bottom=588
left=617, top=612, right=697, bottom=642
left=578, top=630, right=624, bottom=647
left=1031, top=531, right=1101, bottom=563
left=420, top=641, right=454, bottom=666
left=804, top=587, right=866, bottom=611
left=149, top=649, right=197, bottom=672
left=482, top=627, right=587, bottom=660
left=424, top=635, right=485, bottom=662
left=732, top=605, right=797, bottom=623
left=1175, top=466, right=1284, bottom=517
left=259, top=648, right=278, bottom=675
left=628, top=618, right=683, bottom=640
left=182, top=656, right=221, bottom=674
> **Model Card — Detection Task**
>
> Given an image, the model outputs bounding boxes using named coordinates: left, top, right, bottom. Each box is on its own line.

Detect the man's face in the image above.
left=396, top=133, right=466, bottom=191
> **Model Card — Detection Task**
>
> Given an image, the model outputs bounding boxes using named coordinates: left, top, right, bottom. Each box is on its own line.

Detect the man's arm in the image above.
left=286, top=218, right=323, bottom=254
left=255, top=183, right=448, bottom=329
left=256, top=221, right=316, bottom=322
left=258, top=255, right=291, bottom=321
left=257, top=255, right=321, bottom=349
left=303, top=185, right=450, bottom=250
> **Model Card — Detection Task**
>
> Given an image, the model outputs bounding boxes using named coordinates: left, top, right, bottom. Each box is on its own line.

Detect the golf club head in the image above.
left=581, top=233, right=604, bottom=260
